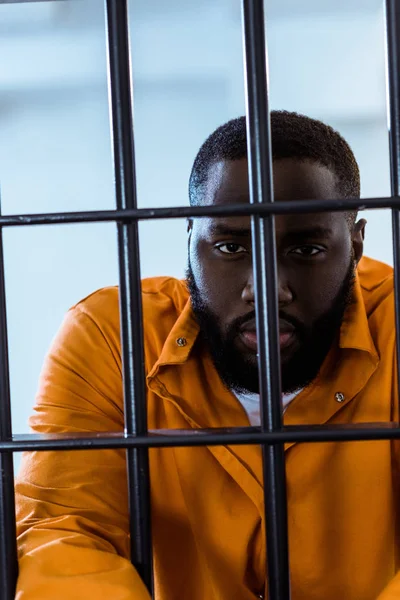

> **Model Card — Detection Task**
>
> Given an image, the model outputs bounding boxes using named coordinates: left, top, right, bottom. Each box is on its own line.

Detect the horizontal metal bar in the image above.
left=5, top=423, right=400, bottom=452
left=0, top=195, right=398, bottom=228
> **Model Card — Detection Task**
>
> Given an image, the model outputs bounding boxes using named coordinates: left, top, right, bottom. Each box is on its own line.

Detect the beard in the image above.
left=187, top=260, right=355, bottom=395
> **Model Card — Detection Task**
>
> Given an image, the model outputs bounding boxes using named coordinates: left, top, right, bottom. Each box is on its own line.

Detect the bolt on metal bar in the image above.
left=385, top=0, right=400, bottom=420
left=104, top=0, right=153, bottom=592
left=0, top=203, right=18, bottom=599
left=0, top=195, right=398, bottom=228
left=242, top=1, right=290, bottom=598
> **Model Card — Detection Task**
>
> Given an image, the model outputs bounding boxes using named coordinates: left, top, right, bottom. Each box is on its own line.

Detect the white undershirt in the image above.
left=234, top=389, right=301, bottom=426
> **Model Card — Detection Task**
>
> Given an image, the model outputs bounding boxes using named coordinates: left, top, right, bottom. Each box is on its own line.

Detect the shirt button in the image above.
left=335, top=392, right=345, bottom=403
left=176, top=337, right=187, bottom=347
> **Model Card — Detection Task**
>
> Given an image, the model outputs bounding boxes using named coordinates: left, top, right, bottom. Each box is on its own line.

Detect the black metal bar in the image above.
left=0, top=204, right=18, bottom=599
left=4, top=422, right=400, bottom=452
left=0, top=195, right=397, bottom=228
left=242, top=1, right=290, bottom=598
left=104, top=0, right=153, bottom=592
left=386, top=0, right=400, bottom=421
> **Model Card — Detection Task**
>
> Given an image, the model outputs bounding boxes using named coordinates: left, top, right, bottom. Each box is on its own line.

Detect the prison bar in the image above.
left=105, top=0, right=153, bottom=591
left=0, top=194, right=399, bottom=228
left=0, top=203, right=18, bottom=599
left=1, top=422, right=400, bottom=453
left=242, top=0, right=290, bottom=598
left=0, top=1, right=398, bottom=600
left=386, top=0, right=400, bottom=421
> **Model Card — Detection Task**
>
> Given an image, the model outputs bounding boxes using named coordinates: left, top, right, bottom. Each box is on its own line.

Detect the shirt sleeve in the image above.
left=15, top=304, right=151, bottom=600
left=377, top=577, right=400, bottom=599
left=376, top=359, right=400, bottom=600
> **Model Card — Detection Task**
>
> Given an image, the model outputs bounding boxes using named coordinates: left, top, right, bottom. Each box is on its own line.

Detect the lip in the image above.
left=240, top=329, right=258, bottom=351
left=279, top=331, right=295, bottom=349
left=239, top=319, right=296, bottom=352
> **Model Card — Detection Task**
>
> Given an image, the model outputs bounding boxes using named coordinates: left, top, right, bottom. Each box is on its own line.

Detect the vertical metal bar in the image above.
left=385, top=0, right=400, bottom=420
left=241, top=1, right=290, bottom=599
left=0, top=206, right=18, bottom=599
left=104, top=0, right=153, bottom=592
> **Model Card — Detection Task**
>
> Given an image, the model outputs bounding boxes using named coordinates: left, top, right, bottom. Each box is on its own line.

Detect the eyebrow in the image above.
left=209, top=224, right=333, bottom=239
left=282, top=226, right=334, bottom=240
left=209, top=224, right=251, bottom=237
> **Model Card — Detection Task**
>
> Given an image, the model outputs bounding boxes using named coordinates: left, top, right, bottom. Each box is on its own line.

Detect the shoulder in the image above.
left=66, top=277, right=189, bottom=354
left=141, top=276, right=190, bottom=316
left=357, top=257, right=395, bottom=356
left=70, top=276, right=188, bottom=320
left=358, top=256, right=394, bottom=316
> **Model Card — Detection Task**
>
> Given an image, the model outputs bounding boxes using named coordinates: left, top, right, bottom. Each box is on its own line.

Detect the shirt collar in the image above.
left=148, top=270, right=378, bottom=381
left=338, top=271, right=379, bottom=360
left=147, top=296, right=199, bottom=379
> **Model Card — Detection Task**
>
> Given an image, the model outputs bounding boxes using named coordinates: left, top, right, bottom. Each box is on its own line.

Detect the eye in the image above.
left=216, top=242, right=247, bottom=255
left=290, top=245, right=324, bottom=257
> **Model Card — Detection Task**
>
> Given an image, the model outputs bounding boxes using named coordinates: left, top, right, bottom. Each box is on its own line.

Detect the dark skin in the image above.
left=188, top=157, right=366, bottom=381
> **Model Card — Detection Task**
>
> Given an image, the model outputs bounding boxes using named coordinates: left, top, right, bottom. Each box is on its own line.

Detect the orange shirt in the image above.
left=15, top=256, right=400, bottom=599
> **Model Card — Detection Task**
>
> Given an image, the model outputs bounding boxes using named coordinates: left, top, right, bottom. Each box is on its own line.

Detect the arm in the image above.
left=376, top=349, right=400, bottom=600
left=15, top=301, right=151, bottom=600
left=378, top=579, right=400, bottom=599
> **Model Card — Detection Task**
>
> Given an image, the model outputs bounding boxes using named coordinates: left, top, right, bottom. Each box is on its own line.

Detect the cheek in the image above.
left=190, top=245, right=247, bottom=316
left=288, top=260, right=350, bottom=322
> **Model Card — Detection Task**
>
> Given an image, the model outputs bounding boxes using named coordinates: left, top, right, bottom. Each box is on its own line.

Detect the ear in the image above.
left=187, top=218, right=193, bottom=237
left=352, top=218, right=367, bottom=265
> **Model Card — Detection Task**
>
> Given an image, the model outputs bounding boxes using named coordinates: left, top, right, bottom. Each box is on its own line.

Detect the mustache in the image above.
left=228, top=310, right=302, bottom=334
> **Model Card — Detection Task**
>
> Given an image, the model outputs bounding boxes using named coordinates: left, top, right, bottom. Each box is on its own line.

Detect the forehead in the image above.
left=204, top=157, right=340, bottom=204
left=200, top=157, right=345, bottom=234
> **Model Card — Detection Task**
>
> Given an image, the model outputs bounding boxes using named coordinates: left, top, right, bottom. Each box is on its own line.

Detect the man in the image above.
left=15, top=111, right=399, bottom=600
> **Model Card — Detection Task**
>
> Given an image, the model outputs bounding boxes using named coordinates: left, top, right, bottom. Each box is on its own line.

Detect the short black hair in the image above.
left=189, top=111, right=360, bottom=215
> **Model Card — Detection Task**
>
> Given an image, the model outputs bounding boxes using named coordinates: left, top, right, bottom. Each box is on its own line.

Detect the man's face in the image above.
left=187, top=157, right=366, bottom=394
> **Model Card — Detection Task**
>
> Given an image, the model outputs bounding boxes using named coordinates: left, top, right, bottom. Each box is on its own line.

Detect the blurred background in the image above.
left=0, top=0, right=391, bottom=453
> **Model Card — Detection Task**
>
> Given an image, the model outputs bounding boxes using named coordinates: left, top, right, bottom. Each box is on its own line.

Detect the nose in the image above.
left=277, top=268, right=293, bottom=307
left=241, top=270, right=255, bottom=306
left=242, top=267, right=293, bottom=307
